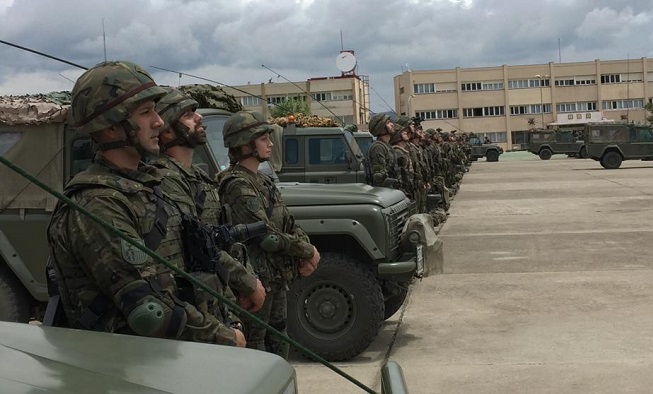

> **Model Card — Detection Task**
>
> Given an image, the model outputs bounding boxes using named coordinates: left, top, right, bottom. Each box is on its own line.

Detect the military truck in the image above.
left=584, top=122, right=653, bottom=169
left=527, top=129, right=587, bottom=160
left=468, top=136, right=503, bottom=162
left=0, top=92, right=440, bottom=362
left=353, top=130, right=374, bottom=157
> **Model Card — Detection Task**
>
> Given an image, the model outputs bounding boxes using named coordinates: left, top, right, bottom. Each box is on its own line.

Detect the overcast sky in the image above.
left=1, top=0, right=652, bottom=114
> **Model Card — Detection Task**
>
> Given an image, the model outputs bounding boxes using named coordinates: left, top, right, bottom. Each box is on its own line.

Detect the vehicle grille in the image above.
left=382, top=198, right=413, bottom=259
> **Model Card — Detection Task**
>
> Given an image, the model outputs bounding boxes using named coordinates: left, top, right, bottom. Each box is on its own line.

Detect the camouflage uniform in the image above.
left=390, top=125, right=415, bottom=201
left=47, top=61, right=237, bottom=345
left=218, top=110, right=316, bottom=359
left=151, top=88, right=258, bottom=300
left=366, top=113, right=400, bottom=188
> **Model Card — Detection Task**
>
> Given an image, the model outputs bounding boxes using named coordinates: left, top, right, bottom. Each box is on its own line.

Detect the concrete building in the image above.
left=394, top=58, right=653, bottom=150
left=222, top=74, right=370, bottom=127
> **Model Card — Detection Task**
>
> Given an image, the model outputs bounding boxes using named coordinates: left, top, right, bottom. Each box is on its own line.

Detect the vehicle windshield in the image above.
left=203, top=115, right=230, bottom=171
left=355, top=135, right=373, bottom=157
left=344, top=130, right=364, bottom=158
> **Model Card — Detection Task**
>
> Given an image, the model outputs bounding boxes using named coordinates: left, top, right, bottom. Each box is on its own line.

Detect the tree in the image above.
left=645, top=102, right=653, bottom=124
left=269, top=96, right=310, bottom=118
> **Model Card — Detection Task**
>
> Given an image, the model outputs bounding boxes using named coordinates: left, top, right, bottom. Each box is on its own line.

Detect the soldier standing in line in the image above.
left=218, top=110, right=321, bottom=359
left=151, top=87, right=266, bottom=315
left=390, top=123, right=416, bottom=202
left=366, top=113, right=401, bottom=189
left=47, top=61, right=243, bottom=346
left=396, top=116, right=425, bottom=212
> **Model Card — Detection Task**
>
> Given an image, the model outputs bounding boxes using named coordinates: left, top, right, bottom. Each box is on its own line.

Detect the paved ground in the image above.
left=291, top=152, right=653, bottom=393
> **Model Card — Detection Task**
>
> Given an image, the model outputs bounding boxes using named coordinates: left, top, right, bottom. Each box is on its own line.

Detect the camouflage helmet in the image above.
left=223, top=110, right=274, bottom=148
left=425, top=128, right=436, bottom=136
left=368, top=113, right=391, bottom=137
left=70, top=61, right=167, bottom=135
left=395, top=116, right=414, bottom=128
left=343, top=123, right=358, bottom=133
left=155, top=87, right=199, bottom=130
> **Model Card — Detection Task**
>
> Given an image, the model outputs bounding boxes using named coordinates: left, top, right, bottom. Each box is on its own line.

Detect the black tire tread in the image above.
left=287, top=252, right=384, bottom=361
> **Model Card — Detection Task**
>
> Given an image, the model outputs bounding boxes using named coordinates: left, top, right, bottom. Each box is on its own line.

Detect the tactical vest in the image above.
left=49, top=165, right=179, bottom=332
left=218, top=167, right=295, bottom=285
left=368, top=140, right=399, bottom=183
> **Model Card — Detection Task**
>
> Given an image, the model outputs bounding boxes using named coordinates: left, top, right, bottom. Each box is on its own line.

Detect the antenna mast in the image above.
left=102, top=18, right=107, bottom=61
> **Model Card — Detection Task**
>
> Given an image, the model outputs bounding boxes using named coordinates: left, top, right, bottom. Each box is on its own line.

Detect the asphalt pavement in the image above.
left=292, top=152, right=653, bottom=393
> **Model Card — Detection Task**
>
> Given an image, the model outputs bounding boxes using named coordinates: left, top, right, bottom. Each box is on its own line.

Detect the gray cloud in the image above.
left=0, top=0, right=652, bottom=113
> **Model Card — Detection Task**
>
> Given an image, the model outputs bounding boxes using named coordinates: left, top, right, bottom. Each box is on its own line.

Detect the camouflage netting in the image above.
left=270, top=113, right=339, bottom=127
left=0, top=92, right=71, bottom=125
left=177, top=84, right=242, bottom=113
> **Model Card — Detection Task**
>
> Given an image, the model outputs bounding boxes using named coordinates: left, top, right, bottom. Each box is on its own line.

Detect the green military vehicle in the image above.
left=353, top=130, right=374, bottom=157
left=468, top=136, right=503, bottom=162
left=0, top=92, right=440, bottom=363
left=0, top=320, right=409, bottom=393
left=527, top=129, right=587, bottom=160
left=584, top=122, right=653, bottom=169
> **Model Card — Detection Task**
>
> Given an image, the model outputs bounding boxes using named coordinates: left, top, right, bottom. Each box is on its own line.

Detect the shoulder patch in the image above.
left=245, top=197, right=260, bottom=213
left=121, top=239, right=149, bottom=265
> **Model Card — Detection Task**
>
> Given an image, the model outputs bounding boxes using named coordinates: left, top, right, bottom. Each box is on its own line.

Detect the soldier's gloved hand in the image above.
left=238, top=279, right=266, bottom=312
left=299, top=246, right=320, bottom=277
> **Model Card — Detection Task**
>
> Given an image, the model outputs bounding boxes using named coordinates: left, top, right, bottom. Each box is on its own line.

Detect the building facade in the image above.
left=222, top=74, right=370, bottom=127
left=394, top=58, right=653, bottom=150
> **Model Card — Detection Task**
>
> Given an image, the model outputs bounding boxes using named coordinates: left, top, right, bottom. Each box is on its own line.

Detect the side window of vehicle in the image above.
left=0, top=131, right=23, bottom=156
left=308, top=137, right=346, bottom=165
left=285, top=138, right=299, bottom=164
left=70, top=137, right=93, bottom=178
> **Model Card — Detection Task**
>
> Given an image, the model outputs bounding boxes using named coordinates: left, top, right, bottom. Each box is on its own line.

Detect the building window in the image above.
left=510, top=104, right=551, bottom=115
left=268, top=95, right=306, bottom=105
left=480, top=131, right=507, bottom=143
left=241, top=96, right=261, bottom=106
left=601, top=99, right=644, bottom=110
left=555, top=79, right=574, bottom=86
left=400, top=87, right=405, bottom=94
left=600, top=74, right=622, bottom=84
left=416, top=109, right=458, bottom=120
left=574, top=77, right=596, bottom=85
left=461, top=82, right=482, bottom=91
left=413, top=83, right=435, bottom=94
left=508, top=79, right=549, bottom=89
left=463, top=106, right=504, bottom=118
left=556, top=102, right=598, bottom=113
left=481, top=82, right=504, bottom=90
left=312, top=92, right=332, bottom=102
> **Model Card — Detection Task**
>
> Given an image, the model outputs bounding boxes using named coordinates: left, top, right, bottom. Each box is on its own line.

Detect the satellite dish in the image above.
left=336, top=52, right=357, bottom=73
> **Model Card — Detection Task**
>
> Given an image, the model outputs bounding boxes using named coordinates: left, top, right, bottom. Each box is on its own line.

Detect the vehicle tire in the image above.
left=600, top=151, right=622, bottom=169
left=287, top=253, right=384, bottom=361
left=579, top=146, right=588, bottom=159
left=0, top=265, right=31, bottom=323
left=485, top=150, right=499, bottom=162
left=538, top=148, right=552, bottom=160
left=381, top=280, right=411, bottom=320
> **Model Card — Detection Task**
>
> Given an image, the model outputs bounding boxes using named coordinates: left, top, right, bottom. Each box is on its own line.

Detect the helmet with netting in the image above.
left=70, top=61, right=167, bottom=135
left=368, top=113, right=391, bottom=137
left=156, top=87, right=199, bottom=130
left=223, top=110, right=274, bottom=148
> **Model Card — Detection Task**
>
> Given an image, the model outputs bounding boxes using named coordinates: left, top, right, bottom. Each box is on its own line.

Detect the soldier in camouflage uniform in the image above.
left=396, top=117, right=425, bottom=211
left=150, top=87, right=266, bottom=315
left=47, top=61, right=242, bottom=346
left=217, top=110, right=320, bottom=359
left=390, top=122, right=415, bottom=201
left=366, top=113, right=400, bottom=188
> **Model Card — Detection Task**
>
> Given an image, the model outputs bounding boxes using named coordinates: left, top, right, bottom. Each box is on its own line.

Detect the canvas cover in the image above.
left=0, top=95, right=67, bottom=211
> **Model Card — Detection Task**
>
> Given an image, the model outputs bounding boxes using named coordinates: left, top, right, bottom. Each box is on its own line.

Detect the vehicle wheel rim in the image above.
left=298, top=281, right=355, bottom=338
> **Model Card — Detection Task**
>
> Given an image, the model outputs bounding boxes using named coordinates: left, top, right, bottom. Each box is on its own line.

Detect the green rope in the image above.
left=0, top=155, right=377, bottom=394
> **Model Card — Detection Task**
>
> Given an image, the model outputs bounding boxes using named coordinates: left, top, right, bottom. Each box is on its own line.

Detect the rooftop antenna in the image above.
left=340, top=30, right=344, bottom=51
left=558, top=38, right=561, bottom=63
left=102, top=18, right=107, bottom=61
